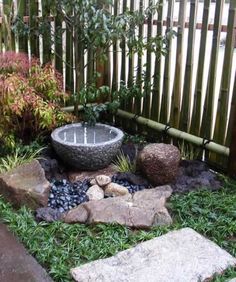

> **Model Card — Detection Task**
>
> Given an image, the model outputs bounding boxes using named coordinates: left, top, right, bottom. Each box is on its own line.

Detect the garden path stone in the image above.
left=0, top=160, right=50, bottom=209
left=71, top=228, right=236, bottom=282
left=0, top=223, right=53, bottom=282
left=64, top=186, right=172, bottom=228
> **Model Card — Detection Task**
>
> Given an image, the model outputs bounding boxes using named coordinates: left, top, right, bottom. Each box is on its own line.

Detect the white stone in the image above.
left=228, top=279, right=236, bottom=282
left=71, top=228, right=236, bottom=282
left=90, top=179, right=97, bottom=186
left=86, top=185, right=104, bottom=201
left=95, top=175, right=111, bottom=187
left=104, top=183, right=129, bottom=197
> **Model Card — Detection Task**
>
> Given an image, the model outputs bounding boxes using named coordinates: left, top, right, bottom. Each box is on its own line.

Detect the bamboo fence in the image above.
left=0, top=0, right=236, bottom=173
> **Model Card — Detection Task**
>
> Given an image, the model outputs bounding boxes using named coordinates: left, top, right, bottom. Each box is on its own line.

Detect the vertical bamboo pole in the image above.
left=228, top=72, right=236, bottom=177
left=151, top=0, right=163, bottom=122
left=160, top=0, right=174, bottom=124
left=125, top=0, right=135, bottom=129
left=54, top=9, right=63, bottom=73
left=112, top=1, right=119, bottom=93
left=226, top=71, right=236, bottom=147
left=17, top=0, right=27, bottom=52
left=120, top=0, right=127, bottom=87
left=42, top=1, right=51, bottom=63
left=65, top=25, right=74, bottom=92
left=200, top=0, right=224, bottom=139
left=134, top=0, right=144, bottom=116
left=180, top=0, right=198, bottom=132
left=170, top=0, right=187, bottom=129
left=29, top=0, right=39, bottom=57
left=190, top=0, right=211, bottom=136
left=213, top=0, right=236, bottom=145
left=142, top=0, right=153, bottom=119
left=3, top=0, right=15, bottom=51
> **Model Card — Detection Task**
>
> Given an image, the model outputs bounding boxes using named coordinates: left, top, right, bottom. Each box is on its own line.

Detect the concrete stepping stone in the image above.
left=71, top=228, right=236, bottom=282
left=0, top=223, right=53, bottom=282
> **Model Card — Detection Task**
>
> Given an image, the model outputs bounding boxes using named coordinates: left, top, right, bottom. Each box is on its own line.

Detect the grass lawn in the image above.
left=0, top=178, right=235, bottom=282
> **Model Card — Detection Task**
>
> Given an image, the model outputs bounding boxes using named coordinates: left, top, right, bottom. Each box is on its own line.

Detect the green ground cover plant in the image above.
left=0, top=178, right=235, bottom=282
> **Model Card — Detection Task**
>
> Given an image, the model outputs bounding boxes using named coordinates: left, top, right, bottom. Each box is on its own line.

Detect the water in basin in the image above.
left=58, top=125, right=117, bottom=144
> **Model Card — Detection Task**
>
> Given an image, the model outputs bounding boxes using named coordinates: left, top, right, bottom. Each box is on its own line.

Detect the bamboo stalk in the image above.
left=65, top=24, right=74, bottom=92
left=142, top=0, right=153, bottom=119
left=125, top=0, right=135, bottom=124
left=226, top=71, right=236, bottom=147
left=160, top=0, right=174, bottom=124
left=41, top=2, right=51, bottom=63
left=120, top=0, right=127, bottom=86
left=170, top=0, right=187, bottom=129
left=54, top=9, right=63, bottom=73
left=190, top=0, right=211, bottom=136
left=29, top=0, right=39, bottom=57
left=3, top=0, right=15, bottom=51
left=200, top=0, right=224, bottom=139
left=151, top=0, right=163, bottom=122
left=213, top=0, right=236, bottom=145
left=134, top=0, right=144, bottom=115
left=180, top=0, right=198, bottom=132
left=112, top=0, right=119, bottom=93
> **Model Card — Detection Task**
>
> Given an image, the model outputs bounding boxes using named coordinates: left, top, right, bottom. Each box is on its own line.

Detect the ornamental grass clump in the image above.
left=0, top=51, right=74, bottom=144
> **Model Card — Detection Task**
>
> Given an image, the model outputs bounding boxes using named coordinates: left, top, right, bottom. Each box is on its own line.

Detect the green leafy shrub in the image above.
left=0, top=52, right=74, bottom=144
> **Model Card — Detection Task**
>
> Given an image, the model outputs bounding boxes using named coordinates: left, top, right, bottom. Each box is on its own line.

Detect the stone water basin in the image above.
left=51, top=123, right=124, bottom=170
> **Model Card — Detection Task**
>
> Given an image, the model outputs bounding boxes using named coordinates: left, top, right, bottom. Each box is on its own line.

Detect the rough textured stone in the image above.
left=172, top=160, right=222, bottom=193
left=68, top=164, right=117, bottom=183
left=71, top=228, right=236, bottom=282
left=104, top=183, right=129, bottom=197
left=64, top=186, right=172, bottom=228
left=86, top=185, right=104, bottom=201
left=138, top=143, right=181, bottom=185
left=35, top=207, right=63, bottom=222
left=95, top=175, right=111, bottom=187
left=51, top=123, right=124, bottom=170
left=0, top=160, right=50, bottom=210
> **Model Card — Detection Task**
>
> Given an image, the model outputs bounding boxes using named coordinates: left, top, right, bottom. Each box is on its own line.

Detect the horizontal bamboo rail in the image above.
left=62, top=105, right=229, bottom=157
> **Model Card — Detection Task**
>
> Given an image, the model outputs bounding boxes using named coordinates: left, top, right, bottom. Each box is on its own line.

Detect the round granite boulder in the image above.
left=51, top=123, right=124, bottom=171
left=138, top=143, right=180, bottom=185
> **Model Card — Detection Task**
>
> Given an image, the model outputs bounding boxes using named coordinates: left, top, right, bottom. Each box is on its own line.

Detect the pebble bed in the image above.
left=48, top=175, right=150, bottom=212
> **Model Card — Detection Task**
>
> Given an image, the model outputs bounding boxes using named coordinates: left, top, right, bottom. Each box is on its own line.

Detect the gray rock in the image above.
left=0, top=160, right=50, bottom=210
left=64, top=186, right=172, bottom=228
left=51, top=123, right=124, bottom=170
left=138, top=143, right=180, bottom=185
left=86, top=185, right=104, bottom=201
left=35, top=207, right=63, bottom=222
left=70, top=228, right=236, bottom=282
left=95, top=175, right=111, bottom=187
left=104, top=183, right=129, bottom=197
left=227, top=279, right=236, bottom=282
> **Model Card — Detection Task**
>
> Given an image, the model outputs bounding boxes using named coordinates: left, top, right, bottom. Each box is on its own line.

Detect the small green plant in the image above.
left=113, top=151, right=136, bottom=173
left=0, top=145, right=45, bottom=173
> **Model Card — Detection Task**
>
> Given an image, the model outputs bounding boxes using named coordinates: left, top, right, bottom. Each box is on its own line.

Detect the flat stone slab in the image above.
left=71, top=228, right=236, bottom=282
left=64, top=186, right=172, bottom=228
left=0, top=223, right=53, bottom=282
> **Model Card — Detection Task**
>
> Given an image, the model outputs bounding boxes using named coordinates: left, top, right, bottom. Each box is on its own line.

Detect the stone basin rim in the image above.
left=51, top=123, right=124, bottom=147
